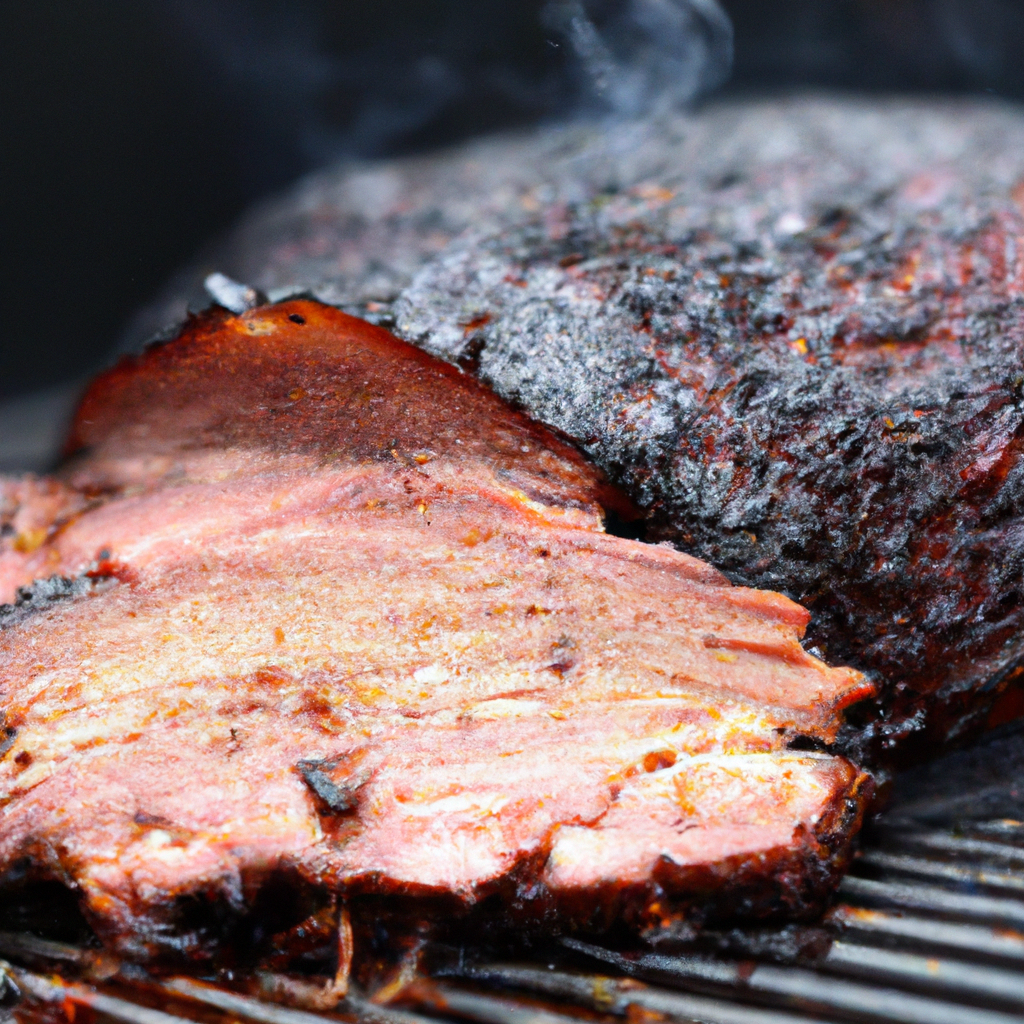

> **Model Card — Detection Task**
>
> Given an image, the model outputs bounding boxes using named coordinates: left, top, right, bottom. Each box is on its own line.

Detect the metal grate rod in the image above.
left=156, top=977, right=351, bottom=1024
left=823, top=940, right=1024, bottom=1006
left=856, top=849, right=1024, bottom=894
left=562, top=940, right=1024, bottom=1024
left=873, top=827, right=1024, bottom=866
left=449, top=963, right=847, bottom=1024
left=9, top=966, right=197, bottom=1024
left=412, top=982, right=599, bottom=1024
left=838, top=875, right=1024, bottom=927
left=827, top=905, right=1024, bottom=965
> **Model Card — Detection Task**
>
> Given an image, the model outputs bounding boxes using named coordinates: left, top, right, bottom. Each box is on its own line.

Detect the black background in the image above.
left=3, top=0, right=1024, bottom=401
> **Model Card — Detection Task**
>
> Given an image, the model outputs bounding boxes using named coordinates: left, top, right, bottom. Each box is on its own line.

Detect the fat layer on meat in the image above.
left=0, top=302, right=869, bottom=984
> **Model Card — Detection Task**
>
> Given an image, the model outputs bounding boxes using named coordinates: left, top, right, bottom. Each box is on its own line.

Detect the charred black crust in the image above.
left=0, top=573, right=114, bottom=631
left=296, top=759, right=368, bottom=814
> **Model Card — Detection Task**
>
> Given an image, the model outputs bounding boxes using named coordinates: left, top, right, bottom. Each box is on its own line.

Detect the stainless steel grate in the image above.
left=4, top=733, right=1024, bottom=1024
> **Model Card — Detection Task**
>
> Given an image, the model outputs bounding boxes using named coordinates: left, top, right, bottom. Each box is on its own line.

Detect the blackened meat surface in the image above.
left=0, top=302, right=870, bottom=993
left=129, top=96, right=1024, bottom=759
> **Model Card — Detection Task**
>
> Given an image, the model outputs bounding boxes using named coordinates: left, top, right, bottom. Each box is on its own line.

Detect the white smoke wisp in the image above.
left=544, top=0, right=733, bottom=116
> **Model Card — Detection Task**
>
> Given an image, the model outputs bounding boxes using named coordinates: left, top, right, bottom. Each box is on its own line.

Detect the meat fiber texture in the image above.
left=0, top=302, right=870, bottom=988
left=125, top=95, right=1024, bottom=761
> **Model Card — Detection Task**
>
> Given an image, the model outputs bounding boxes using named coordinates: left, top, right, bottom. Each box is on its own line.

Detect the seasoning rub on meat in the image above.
left=0, top=301, right=870, bottom=997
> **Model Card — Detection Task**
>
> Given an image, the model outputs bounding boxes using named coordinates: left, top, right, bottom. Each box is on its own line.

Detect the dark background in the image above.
left=3, top=0, right=1024, bottom=402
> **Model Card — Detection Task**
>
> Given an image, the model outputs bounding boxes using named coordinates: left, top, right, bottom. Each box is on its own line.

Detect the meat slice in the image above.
left=0, top=301, right=869, bottom=990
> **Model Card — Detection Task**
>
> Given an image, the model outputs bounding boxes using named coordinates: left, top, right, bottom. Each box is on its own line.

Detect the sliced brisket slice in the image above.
left=0, top=301, right=869, bottom=987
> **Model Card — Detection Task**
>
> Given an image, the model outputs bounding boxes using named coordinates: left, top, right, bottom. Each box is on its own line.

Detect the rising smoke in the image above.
left=149, top=0, right=734, bottom=174
left=544, top=0, right=733, bottom=116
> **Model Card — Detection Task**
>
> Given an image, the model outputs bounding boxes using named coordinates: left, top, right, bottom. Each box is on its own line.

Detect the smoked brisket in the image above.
left=129, top=97, right=1024, bottom=758
left=0, top=302, right=870, bottom=990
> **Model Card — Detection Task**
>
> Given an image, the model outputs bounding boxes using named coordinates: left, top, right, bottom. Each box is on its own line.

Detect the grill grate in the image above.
left=4, top=768, right=1024, bottom=1024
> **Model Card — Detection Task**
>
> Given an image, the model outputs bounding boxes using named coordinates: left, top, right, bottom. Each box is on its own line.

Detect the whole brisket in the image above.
left=130, top=96, right=1024, bottom=758
left=0, top=302, right=869, bottom=989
